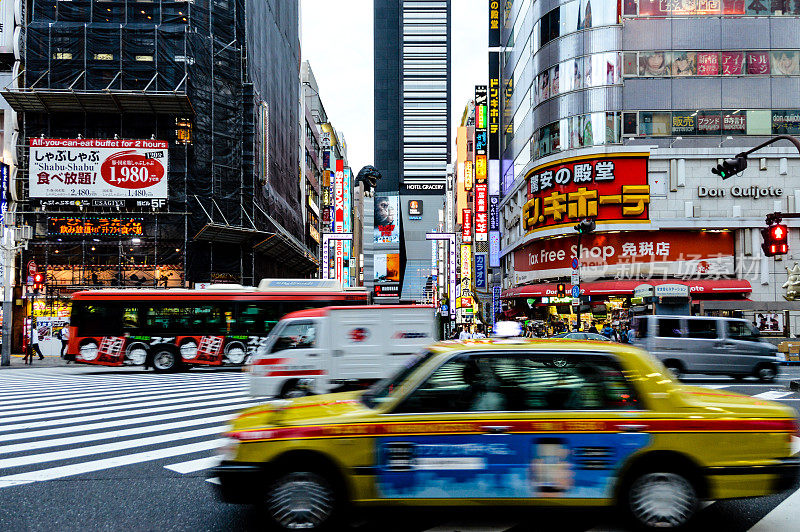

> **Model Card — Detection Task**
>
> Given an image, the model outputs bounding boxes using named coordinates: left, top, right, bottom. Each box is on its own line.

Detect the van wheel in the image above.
left=755, top=364, right=777, bottom=383
left=264, top=471, right=341, bottom=531
left=152, top=349, right=181, bottom=373
left=624, top=471, right=698, bottom=530
left=664, top=361, right=683, bottom=380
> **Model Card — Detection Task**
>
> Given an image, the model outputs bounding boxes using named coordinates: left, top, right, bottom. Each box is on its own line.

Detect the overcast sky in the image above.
left=300, top=0, right=488, bottom=169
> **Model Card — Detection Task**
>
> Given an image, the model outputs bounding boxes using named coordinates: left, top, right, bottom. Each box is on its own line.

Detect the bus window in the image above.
left=237, top=303, right=282, bottom=335
left=73, top=302, right=122, bottom=336
left=122, top=307, right=140, bottom=331
left=144, top=305, right=183, bottom=333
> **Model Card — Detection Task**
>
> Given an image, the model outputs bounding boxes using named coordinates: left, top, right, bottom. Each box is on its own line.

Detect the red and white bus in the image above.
left=67, top=279, right=368, bottom=372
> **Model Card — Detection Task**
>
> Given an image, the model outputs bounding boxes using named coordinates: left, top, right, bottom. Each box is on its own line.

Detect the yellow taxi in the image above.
left=211, top=339, right=798, bottom=531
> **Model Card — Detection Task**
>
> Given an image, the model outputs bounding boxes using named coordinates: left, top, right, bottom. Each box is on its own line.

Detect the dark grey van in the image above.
left=632, top=315, right=780, bottom=382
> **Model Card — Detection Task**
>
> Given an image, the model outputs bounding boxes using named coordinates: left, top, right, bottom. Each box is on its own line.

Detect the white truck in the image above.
left=248, top=305, right=436, bottom=397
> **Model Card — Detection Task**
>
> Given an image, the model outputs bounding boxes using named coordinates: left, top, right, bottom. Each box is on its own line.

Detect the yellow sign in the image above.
left=464, top=161, right=473, bottom=191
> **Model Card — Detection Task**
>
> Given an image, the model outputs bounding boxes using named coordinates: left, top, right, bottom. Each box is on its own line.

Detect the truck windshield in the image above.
left=361, top=350, right=435, bottom=409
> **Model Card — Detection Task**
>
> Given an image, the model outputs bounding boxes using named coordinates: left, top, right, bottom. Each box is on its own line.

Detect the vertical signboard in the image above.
left=475, top=253, right=487, bottom=289
left=334, top=159, right=345, bottom=284
left=491, top=285, right=501, bottom=327
left=488, top=52, right=500, bottom=162
left=475, top=184, right=488, bottom=242
left=464, top=160, right=474, bottom=191
left=343, top=167, right=352, bottom=287
left=489, top=231, right=501, bottom=268
left=489, top=1, right=500, bottom=48
left=462, top=208, right=472, bottom=243
left=460, top=244, right=473, bottom=308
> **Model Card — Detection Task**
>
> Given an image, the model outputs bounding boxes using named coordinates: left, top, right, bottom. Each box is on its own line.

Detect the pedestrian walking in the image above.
left=59, top=326, right=70, bottom=358
left=473, top=325, right=487, bottom=339
left=30, top=322, right=44, bottom=361
left=458, top=325, right=473, bottom=340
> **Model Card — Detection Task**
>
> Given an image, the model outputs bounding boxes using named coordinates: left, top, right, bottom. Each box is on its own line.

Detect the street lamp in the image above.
left=573, top=218, right=595, bottom=331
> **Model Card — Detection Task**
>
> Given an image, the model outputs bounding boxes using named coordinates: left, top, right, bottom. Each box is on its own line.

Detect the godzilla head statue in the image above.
left=356, top=165, right=382, bottom=197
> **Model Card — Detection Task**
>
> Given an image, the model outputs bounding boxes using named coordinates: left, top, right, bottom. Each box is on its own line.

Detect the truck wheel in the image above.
left=152, top=349, right=181, bottom=373
left=265, top=471, right=340, bottom=531
left=624, top=471, right=698, bottom=529
left=755, top=363, right=777, bottom=383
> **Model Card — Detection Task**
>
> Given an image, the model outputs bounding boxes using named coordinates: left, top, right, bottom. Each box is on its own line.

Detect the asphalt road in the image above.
left=0, top=365, right=797, bottom=532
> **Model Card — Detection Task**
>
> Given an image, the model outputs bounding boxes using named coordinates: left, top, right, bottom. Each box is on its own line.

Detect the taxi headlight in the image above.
left=217, top=436, right=240, bottom=461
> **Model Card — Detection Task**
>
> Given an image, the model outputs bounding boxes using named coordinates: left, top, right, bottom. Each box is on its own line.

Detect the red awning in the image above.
left=501, top=279, right=752, bottom=299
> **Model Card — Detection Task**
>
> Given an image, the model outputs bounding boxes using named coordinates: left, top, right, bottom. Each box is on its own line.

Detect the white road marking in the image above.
left=0, top=400, right=256, bottom=444
left=751, top=391, right=793, bottom=400
left=748, top=483, right=800, bottom=531
left=164, top=456, right=221, bottom=474
left=0, top=374, right=245, bottom=395
left=0, top=377, right=246, bottom=405
left=0, top=413, right=238, bottom=454
left=0, top=382, right=245, bottom=416
left=700, top=385, right=730, bottom=389
left=206, top=477, right=220, bottom=485
left=0, top=390, right=247, bottom=428
left=0, top=425, right=227, bottom=469
left=0, top=438, right=225, bottom=489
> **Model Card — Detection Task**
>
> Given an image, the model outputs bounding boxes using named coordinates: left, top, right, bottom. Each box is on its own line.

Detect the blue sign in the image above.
left=571, top=285, right=580, bottom=297
left=571, top=257, right=579, bottom=269
left=475, top=254, right=486, bottom=289
left=489, top=196, right=500, bottom=231
left=489, top=231, right=501, bottom=268
left=492, top=285, right=501, bottom=326
left=440, top=304, right=448, bottom=313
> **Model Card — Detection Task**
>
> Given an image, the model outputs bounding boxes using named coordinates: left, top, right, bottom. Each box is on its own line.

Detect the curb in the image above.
left=791, top=380, right=800, bottom=392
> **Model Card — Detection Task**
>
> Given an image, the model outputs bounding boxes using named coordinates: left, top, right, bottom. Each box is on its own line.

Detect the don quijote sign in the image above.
left=29, top=138, right=168, bottom=199
left=513, top=230, right=735, bottom=285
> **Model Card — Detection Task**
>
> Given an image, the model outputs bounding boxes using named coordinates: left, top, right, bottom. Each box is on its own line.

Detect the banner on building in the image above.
left=29, top=139, right=168, bottom=199
left=48, top=217, right=144, bottom=237
left=374, top=195, right=399, bottom=243
left=513, top=230, right=735, bottom=284
left=462, top=208, right=472, bottom=243
left=489, top=231, right=501, bottom=268
left=489, top=195, right=500, bottom=231
left=374, top=253, right=400, bottom=283
left=488, top=51, right=501, bottom=160
left=522, top=153, right=650, bottom=233
left=489, top=0, right=500, bottom=47
left=475, top=253, right=487, bottom=289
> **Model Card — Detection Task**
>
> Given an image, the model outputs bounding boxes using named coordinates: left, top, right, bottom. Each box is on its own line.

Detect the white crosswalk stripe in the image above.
left=0, top=369, right=249, bottom=489
left=751, top=390, right=794, bottom=400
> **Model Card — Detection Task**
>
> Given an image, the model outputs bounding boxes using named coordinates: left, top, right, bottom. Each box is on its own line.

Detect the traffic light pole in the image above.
left=576, top=230, right=582, bottom=331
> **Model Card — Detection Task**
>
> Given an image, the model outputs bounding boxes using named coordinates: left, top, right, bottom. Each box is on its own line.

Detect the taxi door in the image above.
left=374, top=351, right=650, bottom=501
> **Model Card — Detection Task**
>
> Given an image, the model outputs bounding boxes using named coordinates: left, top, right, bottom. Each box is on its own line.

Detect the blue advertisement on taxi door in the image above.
left=376, top=433, right=651, bottom=499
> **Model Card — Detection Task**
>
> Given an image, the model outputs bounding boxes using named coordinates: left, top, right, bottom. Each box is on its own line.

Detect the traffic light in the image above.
left=761, top=224, right=789, bottom=257
left=574, top=218, right=596, bottom=234
left=711, top=156, right=747, bottom=180
left=32, top=272, right=45, bottom=293
left=556, top=283, right=566, bottom=297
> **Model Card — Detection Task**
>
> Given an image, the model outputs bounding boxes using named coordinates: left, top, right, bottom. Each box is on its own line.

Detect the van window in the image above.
left=686, top=319, right=718, bottom=339
left=656, top=318, right=683, bottom=338
left=727, top=321, right=760, bottom=342
left=269, top=321, right=317, bottom=353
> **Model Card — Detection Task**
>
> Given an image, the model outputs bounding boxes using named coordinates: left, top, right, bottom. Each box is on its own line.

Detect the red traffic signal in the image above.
left=761, top=224, right=789, bottom=257
left=33, top=272, right=44, bottom=284
left=556, top=283, right=566, bottom=297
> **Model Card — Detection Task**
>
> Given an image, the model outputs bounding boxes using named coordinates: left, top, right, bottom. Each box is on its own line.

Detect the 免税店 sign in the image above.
left=29, top=138, right=168, bottom=199
left=513, top=230, right=734, bottom=284
left=522, top=153, right=650, bottom=232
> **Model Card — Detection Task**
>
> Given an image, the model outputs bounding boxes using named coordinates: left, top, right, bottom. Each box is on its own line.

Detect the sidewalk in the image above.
left=1, top=355, right=72, bottom=369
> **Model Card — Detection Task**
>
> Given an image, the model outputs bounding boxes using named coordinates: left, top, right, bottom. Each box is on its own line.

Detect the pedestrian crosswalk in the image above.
left=0, top=370, right=797, bottom=531
left=0, top=370, right=254, bottom=489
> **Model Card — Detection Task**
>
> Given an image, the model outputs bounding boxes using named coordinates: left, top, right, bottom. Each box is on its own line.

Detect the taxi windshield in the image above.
left=361, top=350, right=435, bottom=409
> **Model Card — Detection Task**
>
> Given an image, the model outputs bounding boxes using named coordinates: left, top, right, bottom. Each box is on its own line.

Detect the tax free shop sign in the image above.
left=29, top=138, right=168, bottom=199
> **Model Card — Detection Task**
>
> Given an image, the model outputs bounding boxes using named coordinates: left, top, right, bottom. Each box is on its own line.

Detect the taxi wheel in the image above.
left=264, top=471, right=340, bottom=531
left=625, top=471, right=698, bottom=530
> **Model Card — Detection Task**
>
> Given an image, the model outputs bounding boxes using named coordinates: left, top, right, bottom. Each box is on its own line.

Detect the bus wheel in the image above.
left=152, top=349, right=181, bottom=373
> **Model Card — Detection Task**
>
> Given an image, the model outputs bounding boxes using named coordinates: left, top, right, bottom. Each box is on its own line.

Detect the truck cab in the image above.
left=248, top=305, right=436, bottom=397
